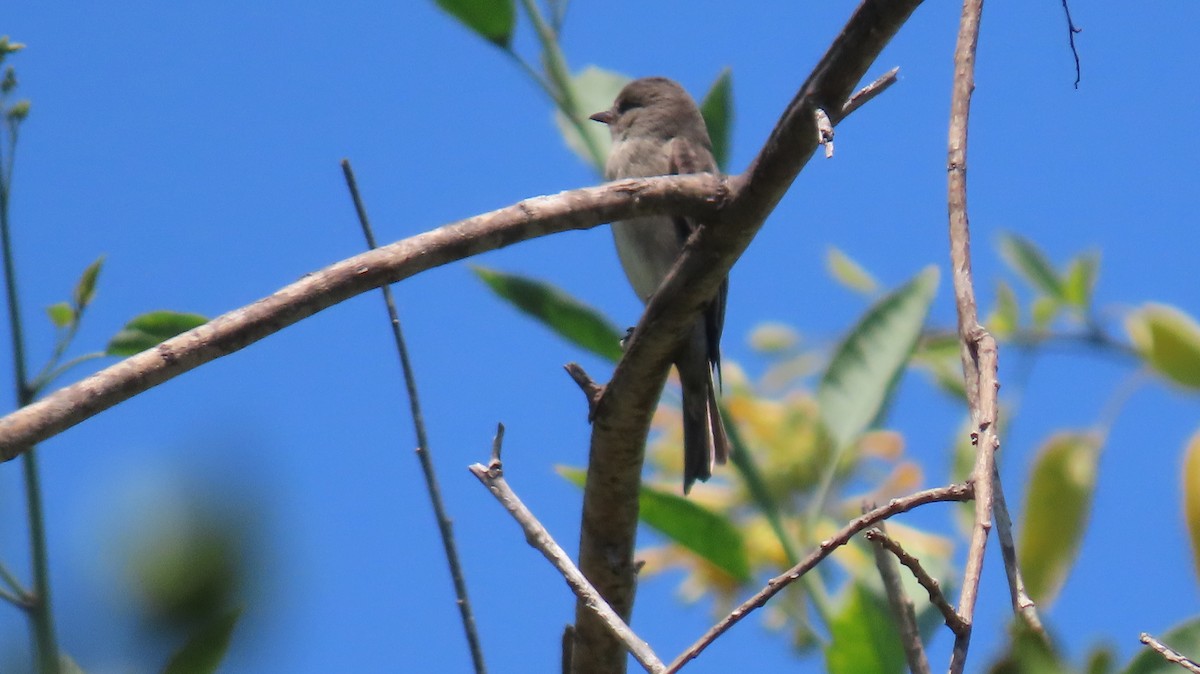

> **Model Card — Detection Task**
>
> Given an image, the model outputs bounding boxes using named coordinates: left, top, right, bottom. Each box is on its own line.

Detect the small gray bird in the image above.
left=590, top=77, right=730, bottom=493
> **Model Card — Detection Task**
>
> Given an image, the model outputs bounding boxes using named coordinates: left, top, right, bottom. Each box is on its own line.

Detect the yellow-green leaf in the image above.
left=1031, top=295, right=1060, bottom=331
left=1018, top=432, right=1100, bottom=606
left=699, top=68, right=733, bottom=171
left=46, top=302, right=74, bottom=328
left=998, top=232, right=1063, bottom=300
left=72, top=255, right=105, bottom=311
left=1063, top=251, right=1099, bottom=310
left=1183, top=430, right=1200, bottom=581
left=987, top=279, right=1019, bottom=337
left=1126, top=303, right=1200, bottom=390
left=748, top=322, right=799, bottom=354
left=434, top=0, right=515, bottom=47
left=473, top=266, right=624, bottom=362
left=826, top=246, right=880, bottom=296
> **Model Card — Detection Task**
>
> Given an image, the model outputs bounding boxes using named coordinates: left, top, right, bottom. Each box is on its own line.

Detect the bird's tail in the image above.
left=681, top=369, right=730, bottom=494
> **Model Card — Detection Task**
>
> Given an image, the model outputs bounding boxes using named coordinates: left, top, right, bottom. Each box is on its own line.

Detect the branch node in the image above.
left=564, top=363, right=605, bottom=421
left=490, top=423, right=506, bottom=468
left=815, top=108, right=835, bottom=158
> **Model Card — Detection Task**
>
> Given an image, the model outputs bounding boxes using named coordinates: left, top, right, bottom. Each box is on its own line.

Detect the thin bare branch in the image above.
left=866, top=527, right=966, bottom=636
left=341, top=159, right=486, bottom=674
left=989, top=466, right=1045, bottom=635
left=867, top=524, right=931, bottom=674
left=664, top=483, right=973, bottom=673
left=467, top=431, right=664, bottom=674
left=0, top=173, right=726, bottom=457
left=842, top=67, right=900, bottom=118
left=1140, top=633, right=1200, bottom=674
left=564, top=363, right=604, bottom=420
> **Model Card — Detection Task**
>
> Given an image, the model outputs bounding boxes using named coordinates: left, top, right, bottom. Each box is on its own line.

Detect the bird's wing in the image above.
left=668, top=136, right=726, bottom=380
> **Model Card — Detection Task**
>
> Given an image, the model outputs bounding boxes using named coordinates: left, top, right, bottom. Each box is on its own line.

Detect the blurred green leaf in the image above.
left=988, top=279, right=1019, bottom=337
left=554, top=66, right=629, bottom=172
left=46, top=302, right=74, bottom=329
left=699, top=68, right=733, bottom=171
left=1085, top=644, right=1116, bottom=674
left=912, top=332, right=967, bottom=401
left=1123, top=619, right=1200, bottom=674
left=1183, top=430, right=1200, bottom=581
left=558, top=467, right=750, bottom=582
left=1126, top=303, right=1200, bottom=390
left=161, top=608, right=242, bottom=674
left=59, top=654, right=86, bottom=674
left=72, top=255, right=104, bottom=311
left=986, top=621, right=1070, bottom=674
left=825, top=582, right=904, bottom=674
left=1031, top=296, right=1060, bottom=331
left=6, top=99, right=29, bottom=122
left=826, top=246, right=880, bottom=296
left=748, top=322, right=799, bottom=354
left=474, top=266, right=624, bottom=362
left=106, top=311, right=208, bottom=357
left=1, top=66, right=15, bottom=95
left=818, top=266, right=939, bottom=450
left=998, top=232, right=1064, bottom=299
left=434, top=0, right=515, bottom=47
left=1063, top=251, right=1100, bottom=310
left=1018, top=432, right=1100, bottom=606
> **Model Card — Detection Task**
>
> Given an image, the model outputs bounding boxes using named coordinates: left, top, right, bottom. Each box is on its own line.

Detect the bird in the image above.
left=590, top=77, right=730, bottom=493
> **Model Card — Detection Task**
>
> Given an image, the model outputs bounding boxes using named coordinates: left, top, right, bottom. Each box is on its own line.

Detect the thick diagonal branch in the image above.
left=570, top=1, right=924, bottom=672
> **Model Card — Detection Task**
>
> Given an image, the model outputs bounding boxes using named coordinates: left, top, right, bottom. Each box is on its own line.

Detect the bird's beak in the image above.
left=589, top=110, right=614, bottom=125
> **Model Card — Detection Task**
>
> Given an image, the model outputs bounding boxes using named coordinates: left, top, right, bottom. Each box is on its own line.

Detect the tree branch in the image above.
left=572, top=1, right=924, bottom=670
left=0, top=174, right=726, bottom=457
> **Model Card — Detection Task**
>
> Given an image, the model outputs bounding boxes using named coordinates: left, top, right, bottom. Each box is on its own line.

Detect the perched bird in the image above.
left=590, top=77, right=729, bottom=493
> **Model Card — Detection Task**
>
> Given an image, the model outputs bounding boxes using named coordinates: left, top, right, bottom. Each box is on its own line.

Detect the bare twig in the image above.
left=0, top=172, right=728, bottom=456
left=841, top=67, right=900, bottom=118
left=573, top=3, right=924, bottom=669
left=564, top=363, right=604, bottom=420
left=943, top=0, right=1015, bottom=671
left=867, top=524, right=931, bottom=674
left=1140, top=633, right=1200, bottom=674
left=1060, top=0, right=1082, bottom=88
left=865, top=527, right=966, bottom=636
left=989, top=466, right=1045, bottom=635
left=468, top=425, right=664, bottom=674
left=664, top=483, right=973, bottom=673
left=340, top=159, right=486, bottom=674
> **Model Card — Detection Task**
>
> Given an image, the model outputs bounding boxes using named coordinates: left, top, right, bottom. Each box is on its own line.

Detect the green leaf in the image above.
left=818, top=266, right=939, bottom=451
left=161, top=608, right=242, bottom=674
left=46, top=302, right=74, bottom=329
left=72, top=255, right=105, bottom=312
left=1123, top=619, right=1200, bottom=674
left=911, top=332, right=967, bottom=401
left=473, top=266, right=624, bottom=362
left=826, top=246, right=880, bottom=296
left=987, top=621, right=1071, bottom=674
left=987, top=279, right=1019, bottom=337
left=699, top=68, right=733, bottom=171
left=1183, top=430, right=1200, bottom=581
left=1126, top=304, right=1200, bottom=390
left=434, top=0, right=515, bottom=47
left=1063, top=251, right=1100, bottom=310
left=554, top=66, right=629, bottom=172
left=558, top=467, right=750, bottom=582
left=1030, top=295, right=1060, bottom=331
left=1018, top=432, right=1100, bottom=606
left=998, top=232, right=1064, bottom=300
left=106, top=311, right=208, bottom=357
left=825, top=582, right=904, bottom=674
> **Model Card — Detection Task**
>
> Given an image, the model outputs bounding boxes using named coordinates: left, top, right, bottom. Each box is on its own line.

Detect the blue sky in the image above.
left=4, top=1, right=1200, bottom=672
